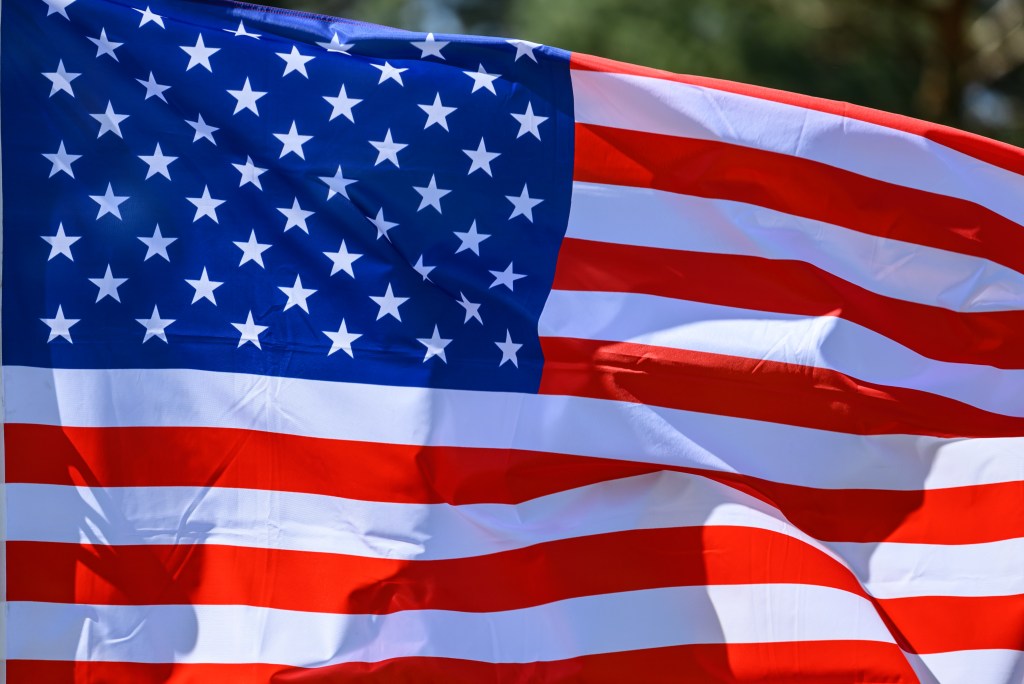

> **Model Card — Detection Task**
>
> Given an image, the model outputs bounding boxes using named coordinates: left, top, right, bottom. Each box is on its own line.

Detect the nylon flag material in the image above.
left=3, top=0, right=1024, bottom=681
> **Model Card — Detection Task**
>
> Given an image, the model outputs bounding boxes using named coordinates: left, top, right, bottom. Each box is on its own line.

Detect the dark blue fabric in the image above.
left=2, top=0, right=574, bottom=393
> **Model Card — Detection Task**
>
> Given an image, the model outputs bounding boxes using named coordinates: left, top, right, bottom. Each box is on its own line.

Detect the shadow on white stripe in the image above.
left=5, top=366, right=1022, bottom=491
left=7, top=583, right=894, bottom=665
left=8, top=472, right=1022, bottom=598
left=908, top=649, right=1024, bottom=684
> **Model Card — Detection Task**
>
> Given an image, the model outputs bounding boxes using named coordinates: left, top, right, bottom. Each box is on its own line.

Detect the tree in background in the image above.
left=269, top=0, right=1024, bottom=145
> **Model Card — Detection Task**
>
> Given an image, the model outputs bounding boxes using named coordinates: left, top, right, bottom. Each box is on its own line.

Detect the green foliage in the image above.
left=509, top=1, right=924, bottom=112
left=267, top=0, right=1024, bottom=146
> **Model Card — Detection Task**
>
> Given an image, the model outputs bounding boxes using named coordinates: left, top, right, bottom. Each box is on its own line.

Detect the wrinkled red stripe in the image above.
left=8, top=423, right=1023, bottom=545
left=539, top=335, right=1024, bottom=438
left=7, top=639, right=920, bottom=683
left=575, top=123, right=1024, bottom=289
left=7, top=527, right=859, bottom=613
left=554, top=235, right=1024, bottom=370
left=11, top=530, right=1024, bottom=653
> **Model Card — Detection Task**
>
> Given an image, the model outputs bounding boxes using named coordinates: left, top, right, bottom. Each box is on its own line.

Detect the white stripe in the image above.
left=7, top=584, right=894, bottom=664
left=9, top=474, right=1023, bottom=598
left=830, top=538, right=1024, bottom=600
left=569, top=181, right=1024, bottom=313
left=5, top=366, right=1022, bottom=491
left=2, top=472, right=824, bottom=560
left=571, top=69, right=1024, bottom=229
left=540, top=289, right=1024, bottom=418
left=910, top=650, right=1024, bottom=684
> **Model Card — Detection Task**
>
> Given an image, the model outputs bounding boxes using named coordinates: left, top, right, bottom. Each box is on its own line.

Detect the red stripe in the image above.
left=6, top=527, right=862, bottom=613
left=574, top=122, right=1024, bottom=283
left=570, top=52, right=1024, bottom=180
left=9, top=423, right=1023, bottom=545
left=882, top=595, right=1024, bottom=653
left=746, top=479, right=1024, bottom=545
left=539, top=336, right=1024, bottom=438
left=3, top=423, right=650, bottom=505
left=5, top=641, right=921, bottom=683
left=554, top=235, right=1024, bottom=370
left=11, top=530, right=1022, bottom=654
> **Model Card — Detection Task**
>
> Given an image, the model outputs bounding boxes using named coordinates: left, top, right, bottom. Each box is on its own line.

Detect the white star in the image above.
left=41, top=306, right=79, bottom=343
left=42, top=223, right=80, bottom=261
left=323, top=320, right=361, bottom=357
left=506, top=184, right=543, bottom=222
left=136, top=305, right=174, bottom=343
left=323, top=240, right=361, bottom=276
left=454, top=220, right=490, bottom=255
left=185, top=267, right=223, bottom=304
left=186, top=186, right=225, bottom=223
left=232, top=311, right=267, bottom=349
left=417, top=325, right=451, bottom=363
left=234, top=230, right=271, bottom=267
left=136, top=72, right=170, bottom=101
left=90, top=101, right=128, bottom=138
left=418, top=93, right=456, bottom=131
left=139, top=143, right=177, bottom=180
left=412, top=255, right=434, bottom=281
left=495, top=330, right=523, bottom=367
left=138, top=224, right=176, bottom=261
left=411, top=33, right=448, bottom=59
left=369, top=129, right=407, bottom=167
left=88, top=28, right=122, bottom=60
left=512, top=102, right=548, bottom=140
left=87, top=102, right=124, bottom=137
left=507, top=39, right=541, bottom=62
left=134, top=6, right=165, bottom=28
left=463, top=138, right=500, bottom=176
left=232, top=155, right=267, bottom=189
left=489, top=262, right=525, bottom=290
left=227, top=78, right=266, bottom=115
left=370, top=284, right=408, bottom=321
left=457, top=292, right=482, bottom=324
left=43, top=141, right=80, bottom=178
left=278, top=274, right=317, bottom=313
left=277, top=45, right=314, bottom=77
left=42, top=0, right=75, bottom=19
left=317, top=33, right=353, bottom=54
left=225, top=21, right=261, bottom=39
left=274, top=121, right=312, bottom=159
left=89, top=264, right=128, bottom=302
left=367, top=208, right=398, bottom=241
left=89, top=183, right=128, bottom=220
left=323, top=84, right=361, bottom=122
left=463, top=64, right=500, bottom=94
left=186, top=114, right=218, bottom=144
left=413, top=174, right=450, bottom=213
left=372, top=61, right=407, bottom=85
left=43, top=60, right=80, bottom=97
left=319, top=166, right=357, bottom=200
left=181, top=34, right=219, bottom=72
left=278, top=198, right=314, bottom=233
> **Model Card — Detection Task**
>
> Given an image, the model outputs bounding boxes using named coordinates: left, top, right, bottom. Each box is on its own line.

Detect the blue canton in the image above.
left=2, top=0, right=574, bottom=393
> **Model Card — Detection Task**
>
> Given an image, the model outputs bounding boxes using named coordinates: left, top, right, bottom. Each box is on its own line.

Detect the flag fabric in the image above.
left=3, top=0, right=1024, bottom=681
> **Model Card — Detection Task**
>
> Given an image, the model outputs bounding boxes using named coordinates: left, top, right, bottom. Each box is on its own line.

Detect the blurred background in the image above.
left=261, top=0, right=1024, bottom=147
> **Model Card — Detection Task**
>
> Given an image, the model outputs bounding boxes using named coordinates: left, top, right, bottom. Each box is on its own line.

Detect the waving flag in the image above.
left=3, top=0, right=1024, bottom=681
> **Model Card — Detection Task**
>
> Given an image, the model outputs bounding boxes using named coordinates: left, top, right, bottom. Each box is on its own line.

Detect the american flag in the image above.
left=3, top=0, right=1024, bottom=681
